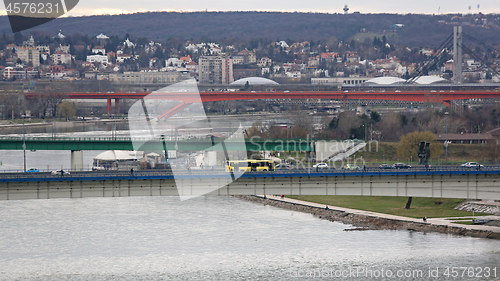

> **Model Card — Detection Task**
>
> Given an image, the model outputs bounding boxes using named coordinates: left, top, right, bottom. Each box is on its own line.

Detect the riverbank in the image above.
left=0, top=119, right=128, bottom=135
left=236, top=195, right=500, bottom=240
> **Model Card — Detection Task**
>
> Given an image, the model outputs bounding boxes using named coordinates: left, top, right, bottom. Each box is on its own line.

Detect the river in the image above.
left=0, top=196, right=499, bottom=280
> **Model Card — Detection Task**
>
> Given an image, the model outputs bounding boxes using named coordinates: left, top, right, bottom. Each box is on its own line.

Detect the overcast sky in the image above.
left=1, top=0, right=499, bottom=16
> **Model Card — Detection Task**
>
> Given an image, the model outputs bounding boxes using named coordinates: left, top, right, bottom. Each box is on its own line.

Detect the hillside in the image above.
left=1, top=11, right=500, bottom=47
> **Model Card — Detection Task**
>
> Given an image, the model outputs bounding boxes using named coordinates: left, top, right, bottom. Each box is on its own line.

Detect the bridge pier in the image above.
left=107, top=98, right=111, bottom=114
left=70, top=150, right=83, bottom=171
left=115, top=98, right=120, bottom=114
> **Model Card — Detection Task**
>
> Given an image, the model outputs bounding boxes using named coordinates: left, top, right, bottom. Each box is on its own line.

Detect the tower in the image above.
left=343, top=4, right=349, bottom=14
left=453, top=26, right=463, bottom=84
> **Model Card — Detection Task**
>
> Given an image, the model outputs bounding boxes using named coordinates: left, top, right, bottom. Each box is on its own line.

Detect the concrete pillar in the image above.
left=453, top=26, right=462, bottom=84
left=107, top=98, right=111, bottom=114
left=71, top=150, right=84, bottom=171
left=115, top=98, right=120, bottom=114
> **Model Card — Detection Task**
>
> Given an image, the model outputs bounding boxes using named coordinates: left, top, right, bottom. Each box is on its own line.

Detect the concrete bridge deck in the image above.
left=1, top=168, right=499, bottom=201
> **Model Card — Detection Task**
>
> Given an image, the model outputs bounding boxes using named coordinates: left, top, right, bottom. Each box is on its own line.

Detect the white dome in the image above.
left=413, top=76, right=447, bottom=84
left=94, top=150, right=136, bottom=161
left=231, top=77, right=279, bottom=85
left=96, top=33, right=109, bottom=39
left=364, top=77, right=406, bottom=85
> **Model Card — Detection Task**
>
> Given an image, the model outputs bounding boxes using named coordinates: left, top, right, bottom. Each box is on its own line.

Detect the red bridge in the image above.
left=25, top=90, right=500, bottom=118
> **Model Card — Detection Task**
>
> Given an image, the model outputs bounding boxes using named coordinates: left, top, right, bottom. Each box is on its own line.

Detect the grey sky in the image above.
left=2, top=0, right=499, bottom=16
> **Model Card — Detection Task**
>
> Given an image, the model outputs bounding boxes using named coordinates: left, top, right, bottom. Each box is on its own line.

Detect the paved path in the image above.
left=259, top=195, right=500, bottom=234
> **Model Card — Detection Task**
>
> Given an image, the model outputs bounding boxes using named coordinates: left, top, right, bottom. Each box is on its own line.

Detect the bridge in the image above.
left=0, top=136, right=313, bottom=151
left=24, top=90, right=500, bottom=115
left=0, top=168, right=499, bottom=201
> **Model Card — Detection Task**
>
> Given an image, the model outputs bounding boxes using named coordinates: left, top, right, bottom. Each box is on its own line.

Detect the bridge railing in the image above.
left=0, top=136, right=136, bottom=142
left=2, top=166, right=500, bottom=180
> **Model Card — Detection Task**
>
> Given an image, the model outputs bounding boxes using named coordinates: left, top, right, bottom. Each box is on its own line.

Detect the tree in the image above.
left=397, top=131, right=443, bottom=160
left=370, top=111, right=381, bottom=122
left=57, top=101, right=76, bottom=120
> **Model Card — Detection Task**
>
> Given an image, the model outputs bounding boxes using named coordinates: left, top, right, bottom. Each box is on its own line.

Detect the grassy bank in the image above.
left=272, top=142, right=494, bottom=166
left=287, top=195, right=485, bottom=218
left=350, top=142, right=494, bottom=165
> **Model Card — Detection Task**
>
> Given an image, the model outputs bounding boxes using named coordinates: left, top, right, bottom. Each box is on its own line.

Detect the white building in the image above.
left=92, top=46, right=106, bottom=55
left=166, top=58, right=184, bottom=67
left=96, top=33, right=109, bottom=39
left=124, top=38, right=135, bottom=48
left=116, top=54, right=133, bottom=63
left=86, top=55, right=109, bottom=64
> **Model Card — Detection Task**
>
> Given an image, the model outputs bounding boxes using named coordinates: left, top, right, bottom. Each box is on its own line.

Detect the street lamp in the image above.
left=445, top=112, right=449, bottom=164
left=308, top=119, right=313, bottom=174
left=23, top=116, right=26, bottom=172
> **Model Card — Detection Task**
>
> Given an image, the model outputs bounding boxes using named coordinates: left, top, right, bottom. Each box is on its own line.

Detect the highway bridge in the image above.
left=0, top=136, right=312, bottom=151
left=1, top=168, right=499, bottom=201
left=24, top=90, right=500, bottom=115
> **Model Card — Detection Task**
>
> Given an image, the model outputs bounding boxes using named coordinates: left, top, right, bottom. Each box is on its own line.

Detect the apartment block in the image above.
left=199, top=56, right=233, bottom=84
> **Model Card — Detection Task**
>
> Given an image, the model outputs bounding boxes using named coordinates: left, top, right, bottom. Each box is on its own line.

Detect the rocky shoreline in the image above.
left=236, top=195, right=500, bottom=240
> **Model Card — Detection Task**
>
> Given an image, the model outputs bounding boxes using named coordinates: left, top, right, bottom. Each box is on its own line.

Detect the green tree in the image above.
left=57, top=101, right=76, bottom=120
left=397, top=131, right=443, bottom=159
left=328, top=116, right=338, bottom=129
left=370, top=111, right=381, bottom=122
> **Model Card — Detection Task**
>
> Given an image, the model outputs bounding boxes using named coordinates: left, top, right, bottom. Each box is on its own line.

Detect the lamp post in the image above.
left=308, top=119, right=313, bottom=174
left=445, top=111, right=449, bottom=164
left=23, top=116, right=26, bottom=172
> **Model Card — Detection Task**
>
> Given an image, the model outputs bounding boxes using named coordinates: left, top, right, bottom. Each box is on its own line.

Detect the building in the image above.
left=87, top=55, right=109, bottom=64
left=199, top=56, right=233, bottom=84
left=436, top=133, right=493, bottom=144
left=108, top=71, right=189, bottom=84
left=116, top=54, right=133, bottom=63
left=3, top=66, right=15, bottom=79
left=232, top=56, right=245, bottom=65
left=92, top=46, right=106, bottom=55
left=186, top=61, right=198, bottom=73
left=311, top=77, right=369, bottom=85
left=17, top=47, right=40, bottom=67
left=235, top=49, right=256, bottom=64
left=6, top=44, right=18, bottom=51
left=51, top=51, right=72, bottom=65
left=2, top=66, right=37, bottom=80
left=36, top=45, right=50, bottom=55
left=55, top=45, right=70, bottom=54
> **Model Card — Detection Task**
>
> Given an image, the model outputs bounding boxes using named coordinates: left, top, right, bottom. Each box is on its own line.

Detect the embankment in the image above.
left=236, top=195, right=500, bottom=240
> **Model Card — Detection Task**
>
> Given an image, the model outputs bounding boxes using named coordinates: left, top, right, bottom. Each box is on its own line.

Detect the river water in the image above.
left=0, top=196, right=499, bottom=280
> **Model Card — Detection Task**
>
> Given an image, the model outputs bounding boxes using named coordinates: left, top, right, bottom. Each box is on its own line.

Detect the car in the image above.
left=313, top=163, right=329, bottom=169
left=344, top=164, right=360, bottom=170
left=393, top=163, right=411, bottom=169
left=379, top=164, right=391, bottom=169
left=51, top=170, right=71, bottom=176
left=460, top=162, right=484, bottom=168
left=275, top=163, right=293, bottom=170
left=26, top=167, right=39, bottom=173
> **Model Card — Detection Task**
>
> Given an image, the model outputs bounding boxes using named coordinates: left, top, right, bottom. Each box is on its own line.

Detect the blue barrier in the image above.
left=1, top=166, right=500, bottom=183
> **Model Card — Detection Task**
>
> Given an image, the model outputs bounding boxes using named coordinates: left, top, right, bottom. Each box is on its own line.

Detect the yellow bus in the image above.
left=227, top=159, right=275, bottom=172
